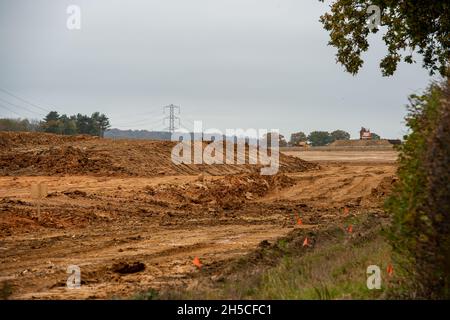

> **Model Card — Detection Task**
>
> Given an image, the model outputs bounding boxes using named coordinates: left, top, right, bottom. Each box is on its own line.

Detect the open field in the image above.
left=0, top=132, right=397, bottom=299
left=282, top=148, right=398, bottom=164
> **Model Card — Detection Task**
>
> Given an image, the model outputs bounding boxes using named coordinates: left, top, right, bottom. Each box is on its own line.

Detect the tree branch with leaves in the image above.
left=319, top=0, right=449, bottom=76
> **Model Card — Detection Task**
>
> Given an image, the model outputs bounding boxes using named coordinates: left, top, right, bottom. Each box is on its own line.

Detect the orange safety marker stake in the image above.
left=343, top=207, right=349, bottom=216
left=193, top=257, right=203, bottom=269
left=387, top=264, right=394, bottom=276
left=297, top=218, right=303, bottom=226
left=302, top=237, right=309, bottom=247
left=347, top=225, right=353, bottom=233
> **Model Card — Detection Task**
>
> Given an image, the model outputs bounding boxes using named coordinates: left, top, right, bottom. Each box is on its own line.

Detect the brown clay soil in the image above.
left=0, top=131, right=314, bottom=176
left=0, top=132, right=397, bottom=299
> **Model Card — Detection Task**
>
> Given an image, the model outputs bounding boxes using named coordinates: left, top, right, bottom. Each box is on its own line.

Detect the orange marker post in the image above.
left=347, top=225, right=353, bottom=234
left=193, top=257, right=203, bottom=269
left=302, top=237, right=309, bottom=247
left=343, top=207, right=349, bottom=216
left=387, top=264, right=394, bottom=276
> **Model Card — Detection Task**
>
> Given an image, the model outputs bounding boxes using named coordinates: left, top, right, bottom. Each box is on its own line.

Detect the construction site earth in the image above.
left=0, top=132, right=398, bottom=299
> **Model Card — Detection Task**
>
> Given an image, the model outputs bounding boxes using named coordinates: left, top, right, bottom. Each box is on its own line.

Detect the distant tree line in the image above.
left=289, top=129, right=380, bottom=147
left=0, top=111, right=111, bottom=137
left=0, top=118, right=41, bottom=132
left=1, top=116, right=380, bottom=145
left=42, top=111, right=110, bottom=137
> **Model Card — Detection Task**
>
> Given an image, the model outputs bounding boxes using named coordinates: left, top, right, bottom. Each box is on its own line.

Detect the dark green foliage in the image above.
left=330, top=129, right=350, bottom=141
left=41, top=111, right=110, bottom=137
left=420, top=80, right=450, bottom=298
left=44, top=111, right=60, bottom=122
left=91, top=112, right=110, bottom=137
left=43, top=111, right=62, bottom=134
left=59, top=114, right=78, bottom=135
left=319, top=1, right=450, bottom=76
left=290, top=131, right=307, bottom=146
left=307, top=131, right=333, bottom=146
left=386, top=79, right=450, bottom=299
left=371, top=133, right=381, bottom=140
left=306, top=130, right=350, bottom=146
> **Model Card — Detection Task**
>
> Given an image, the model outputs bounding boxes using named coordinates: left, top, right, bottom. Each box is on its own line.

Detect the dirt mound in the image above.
left=0, top=131, right=95, bottom=150
left=147, top=173, right=295, bottom=210
left=0, top=145, right=128, bottom=176
left=0, top=132, right=317, bottom=176
left=329, top=139, right=392, bottom=147
left=361, top=175, right=397, bottom=206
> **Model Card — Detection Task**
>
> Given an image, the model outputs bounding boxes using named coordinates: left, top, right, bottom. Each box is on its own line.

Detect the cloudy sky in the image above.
left=0, top=0, right=434, bottom=139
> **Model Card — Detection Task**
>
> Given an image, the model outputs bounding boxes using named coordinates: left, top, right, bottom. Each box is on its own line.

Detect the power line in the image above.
left=0, top=102, right=25, bottom=118
left=114, top=119, right=166, bottom=130
left=112, top=104, right=183, bottom=132
left=179, top=121, right=194, bottom=131
left=0, top=96, right=44, bottom=117
left=109, top=107, right=162, bottom=119
left=113, top=115, right=165, bottom=126
left=184, top=117, right=196, bottom=123
left=183, top=118, right=198, bottom=127
left=0, top=87, right=51, bottom=113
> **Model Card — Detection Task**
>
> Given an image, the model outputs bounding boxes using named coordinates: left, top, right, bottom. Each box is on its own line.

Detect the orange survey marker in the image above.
left=347, top=225, right=353, bottom=233
left=302, top=237, right=309, bottom=247
left=387, top=264, right=394, bottom=276
left=297, top=218, right=303, bottom=226
left=343, top=207, right=349, bottom=216
left=193, top=257, right=203, bottom=269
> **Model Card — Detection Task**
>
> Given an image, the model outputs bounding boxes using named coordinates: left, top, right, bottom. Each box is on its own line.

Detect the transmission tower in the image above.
left=163, top=104, right=180, bottom=133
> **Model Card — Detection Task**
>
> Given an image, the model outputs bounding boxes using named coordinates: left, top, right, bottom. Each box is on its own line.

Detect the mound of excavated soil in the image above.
left=0, top=145, right=127, bottom=176
left=329, top=139, right=392, bottom=147
left=146, top=173, right=295, bottom=210
left=0, top=131, right=95, bottom=150
left=0, top=132, right=317, bottom=176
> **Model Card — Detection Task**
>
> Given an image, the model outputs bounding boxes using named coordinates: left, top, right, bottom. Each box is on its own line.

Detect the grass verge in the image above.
left=135, top=212, right=396, bottom=300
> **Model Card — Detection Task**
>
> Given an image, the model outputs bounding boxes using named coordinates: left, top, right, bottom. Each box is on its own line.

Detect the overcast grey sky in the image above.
left=0, top=0, right=433, bottom=139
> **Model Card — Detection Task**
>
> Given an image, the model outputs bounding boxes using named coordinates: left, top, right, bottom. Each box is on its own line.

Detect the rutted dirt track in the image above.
left=0, top=132, right=397, bottom=299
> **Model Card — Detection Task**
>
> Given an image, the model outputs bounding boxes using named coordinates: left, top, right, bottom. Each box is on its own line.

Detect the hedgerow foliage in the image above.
left=386, top=78, right=450, bottom=299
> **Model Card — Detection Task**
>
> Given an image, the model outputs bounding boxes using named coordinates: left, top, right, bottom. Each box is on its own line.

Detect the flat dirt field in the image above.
left=0, top=132, right=397, bottom=299
left=282, top=148, right=398, bottom=164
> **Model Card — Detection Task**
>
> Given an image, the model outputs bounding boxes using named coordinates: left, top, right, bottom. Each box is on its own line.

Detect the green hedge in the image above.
left=386, top=79, right=450, bottom=299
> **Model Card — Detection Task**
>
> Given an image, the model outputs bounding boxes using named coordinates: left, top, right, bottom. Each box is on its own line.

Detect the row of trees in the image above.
left=289, top=129, right=380, bottom=147
left=259, top=129, right=381, bottom=147
left=0, top=112, right=111, bottom=137
left=0, top=118, right=41, bottom=132
left=290, top=130, right=349, bottom=146
left=42, top=111, right=110, bottom=137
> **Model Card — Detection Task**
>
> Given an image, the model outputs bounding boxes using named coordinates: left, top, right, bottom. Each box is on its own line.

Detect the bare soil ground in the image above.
left=0, top=131, right=313, bottom=176
left=0, top=132, right=397, bottom=299
left=283, top=149, right=398, bottom=164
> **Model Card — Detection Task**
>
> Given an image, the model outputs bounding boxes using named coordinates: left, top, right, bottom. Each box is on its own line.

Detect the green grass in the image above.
left=248, top=236, right=389, bottom=299
left=137, top=213, right=397, bottom=300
